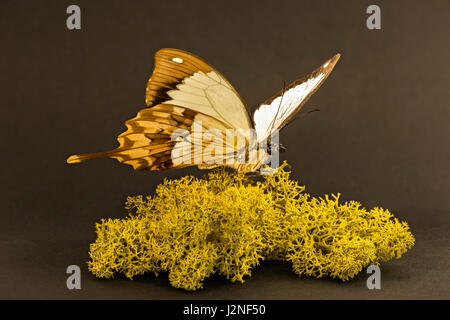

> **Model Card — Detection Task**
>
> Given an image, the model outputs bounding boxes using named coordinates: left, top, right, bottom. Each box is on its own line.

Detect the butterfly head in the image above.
left=267, top=141, right=286, bottom=155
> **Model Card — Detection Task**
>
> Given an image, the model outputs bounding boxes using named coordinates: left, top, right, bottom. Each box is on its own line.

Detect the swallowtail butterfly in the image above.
left=67, top=49, right=340, bottom=173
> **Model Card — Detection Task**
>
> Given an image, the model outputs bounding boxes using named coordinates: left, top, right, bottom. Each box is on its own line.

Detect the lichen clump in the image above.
left=88, top=162, right=415, bottom=291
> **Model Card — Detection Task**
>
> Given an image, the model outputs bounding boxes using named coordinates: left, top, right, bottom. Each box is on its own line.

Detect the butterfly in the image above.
left=67, top=48, right=340, bottom=173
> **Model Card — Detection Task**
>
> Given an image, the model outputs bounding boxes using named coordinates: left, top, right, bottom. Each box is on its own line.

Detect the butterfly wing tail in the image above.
left=66, top=150, right=117, bottom=164
left=66, top=103, right=243, bottom=171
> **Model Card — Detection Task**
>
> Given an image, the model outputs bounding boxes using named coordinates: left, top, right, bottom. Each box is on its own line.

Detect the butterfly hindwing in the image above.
left=67, top=104, right=249, bottom=171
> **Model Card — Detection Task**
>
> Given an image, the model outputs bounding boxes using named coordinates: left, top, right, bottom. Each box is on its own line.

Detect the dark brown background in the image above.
left=0, top=0, right=449, bottom=299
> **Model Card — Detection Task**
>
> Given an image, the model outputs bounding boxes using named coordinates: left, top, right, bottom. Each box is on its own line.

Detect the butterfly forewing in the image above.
left=67, top=49, right=258, bottom=171
left=146, top=48, right=253, bottom=131
left=253, top=54, right=341, bottom=143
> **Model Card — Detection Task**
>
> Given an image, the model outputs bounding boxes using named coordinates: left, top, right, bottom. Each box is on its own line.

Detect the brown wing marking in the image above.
left=252, top=53, right=341, bottom=138
left=67, top=104, right=242, bottom=171
left=145, top=48, right=253, bottom=127
left=145, top=49, right=215, bottom=107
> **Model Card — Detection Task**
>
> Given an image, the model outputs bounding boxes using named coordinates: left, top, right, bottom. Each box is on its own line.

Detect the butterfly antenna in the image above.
left=283, top=108, right=321, bottom=131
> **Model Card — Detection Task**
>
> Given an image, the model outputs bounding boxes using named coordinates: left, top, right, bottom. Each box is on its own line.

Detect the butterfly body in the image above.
left=67, top=49, right=340, bottom=173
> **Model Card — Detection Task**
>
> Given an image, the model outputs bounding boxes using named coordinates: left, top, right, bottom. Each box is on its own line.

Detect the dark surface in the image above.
left=0, top=0, right=449, bottom=299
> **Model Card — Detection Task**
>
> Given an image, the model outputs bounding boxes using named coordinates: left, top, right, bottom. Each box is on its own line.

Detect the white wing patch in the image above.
left=162, top=71, right=252, bottom=131
left=253, top=74, right=324, bottom=142
left=253, top=54, right=340, bottom=143
left=171, top=57, right=184, bottom=63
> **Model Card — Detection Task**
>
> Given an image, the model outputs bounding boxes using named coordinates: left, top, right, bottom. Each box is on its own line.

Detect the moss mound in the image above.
left=88, top=162, right=415, bottom=291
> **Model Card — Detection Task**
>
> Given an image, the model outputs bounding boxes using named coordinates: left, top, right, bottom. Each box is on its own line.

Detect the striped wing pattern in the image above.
left=67, top=104, right=242, bottom=171
left=146, top=49, right=253, bottom=131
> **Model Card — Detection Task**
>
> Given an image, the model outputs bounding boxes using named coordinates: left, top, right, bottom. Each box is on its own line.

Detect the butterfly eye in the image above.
left=272, top=143, right=279, bottom=152
left=267, top=143, right=286, bottom=154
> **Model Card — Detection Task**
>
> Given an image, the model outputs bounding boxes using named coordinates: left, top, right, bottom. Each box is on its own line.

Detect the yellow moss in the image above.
left=88, top=162, right=415, bottom=290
